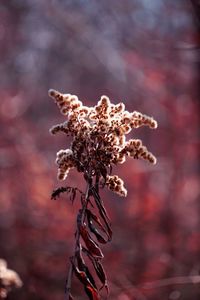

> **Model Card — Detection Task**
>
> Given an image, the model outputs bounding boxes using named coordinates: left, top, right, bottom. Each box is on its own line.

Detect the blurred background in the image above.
left=0, top=1, right=199, bottom=299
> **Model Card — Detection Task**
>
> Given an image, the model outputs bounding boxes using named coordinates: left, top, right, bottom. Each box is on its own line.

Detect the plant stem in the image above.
left=81, top=180, right=91, bottom=224
left=65, top=179, right=91, bottom=297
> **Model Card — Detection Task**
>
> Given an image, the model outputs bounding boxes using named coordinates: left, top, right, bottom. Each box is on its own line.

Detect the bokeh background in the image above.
left=0, top=1, right=200, bottom=299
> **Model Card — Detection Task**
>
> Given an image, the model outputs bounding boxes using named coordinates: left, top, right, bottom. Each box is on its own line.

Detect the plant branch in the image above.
left=139, top=275, right=200, bottom=290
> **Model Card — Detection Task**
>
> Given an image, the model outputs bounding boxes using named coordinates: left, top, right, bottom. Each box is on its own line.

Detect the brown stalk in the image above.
left=65, top=177, right=91, bottom=298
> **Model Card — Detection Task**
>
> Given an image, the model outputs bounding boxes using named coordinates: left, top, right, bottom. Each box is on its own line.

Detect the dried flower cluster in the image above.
left=0, top=259, right=22, bottom=299
left=49, top=89, right=157, bottom=300
left=49, top=89, right=157, bottom=197
left=106, top=175, right=127, bottom=197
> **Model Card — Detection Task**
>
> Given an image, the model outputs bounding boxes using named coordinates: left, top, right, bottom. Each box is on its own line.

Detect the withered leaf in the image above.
left=91, top=187, right=111, bottom=224
left=93, top=260, right=107, bottom=286
left=84, top=285, right=100, bottom=300
left=91, top=187, right=109, bottom=220
left=91, top=257, right=108, bottom=292
left=71, top=259, right=100, bottom=300
left=79, top=225, right=104, bottom=258
left=51, top=186, right=69, bottom=200
left=82, top=247, right=109, bottom=294
left=83, top=264, right=97, bottom=290
left=89, top=224, right=107, bottom=244
left=86, top=209, right=108, bottom=236
left=76, top=248, right=97, bottom=289
left=90, top=187, right=112, bottom=241
left=72, top=262, right=94, bottom=288
left=87, top=211, right=107, bottom=244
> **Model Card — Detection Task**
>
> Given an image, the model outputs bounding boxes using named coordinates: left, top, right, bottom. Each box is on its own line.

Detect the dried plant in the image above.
left=49, top=89, right=157, bottom=299
left=0, top=259, right=22, bottom=299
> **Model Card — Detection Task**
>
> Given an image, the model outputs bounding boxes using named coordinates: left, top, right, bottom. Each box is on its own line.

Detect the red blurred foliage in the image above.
left=0, top=1, right=199, bottom=299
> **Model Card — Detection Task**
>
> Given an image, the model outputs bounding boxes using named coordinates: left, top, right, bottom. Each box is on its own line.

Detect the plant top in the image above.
left=49, top=89, right=157, bottom=197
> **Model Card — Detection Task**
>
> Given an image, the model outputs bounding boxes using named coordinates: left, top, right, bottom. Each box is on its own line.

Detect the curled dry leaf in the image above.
left=91, top=187, right=112, bottom=241
left=90, top=187, right=110, bottom=222
left=82, top=247, right=108, bottom=294
left=84, top=285, right=100, bottom=300
left=72, top=261, right=94, bottom=289
left=51, top=186, right=69, bottom=200
left=79, top=225, right=104, bottom=259
left=93, top=260, right=108, bottom=291
left=86, top=209, right=109, bottom=236
left=76, top=248, right=97, bottom=289
left=87, top=210, right=108, bottom=244
left=71, top=258, right=100, bottom=300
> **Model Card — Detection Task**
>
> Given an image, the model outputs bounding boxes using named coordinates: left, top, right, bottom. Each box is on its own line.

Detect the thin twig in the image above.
left=65, top=262, right=73, bottom=299
left=113, top=277, right=147, bottom=300
left=140, top=275, right=200, bottom=290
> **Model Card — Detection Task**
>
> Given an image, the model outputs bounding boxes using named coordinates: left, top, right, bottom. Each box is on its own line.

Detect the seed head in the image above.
left=49, top=89, right=157, bottom=196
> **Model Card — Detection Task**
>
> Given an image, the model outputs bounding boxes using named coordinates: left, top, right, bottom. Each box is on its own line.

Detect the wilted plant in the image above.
left=49, top=89, right=157, bottom=299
